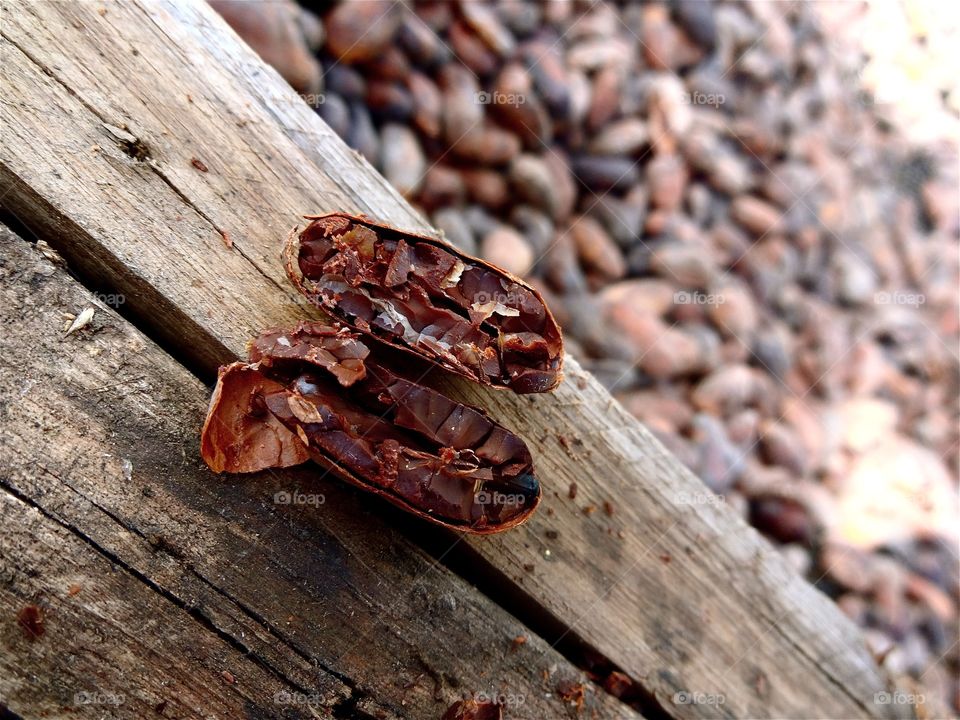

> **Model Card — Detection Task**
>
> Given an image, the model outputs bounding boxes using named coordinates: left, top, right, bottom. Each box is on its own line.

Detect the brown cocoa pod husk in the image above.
left=202, top=323, right=540, bottom=534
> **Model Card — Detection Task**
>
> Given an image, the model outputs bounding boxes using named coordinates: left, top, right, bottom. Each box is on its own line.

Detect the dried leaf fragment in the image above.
left=65, top=307, right=95, bottom=336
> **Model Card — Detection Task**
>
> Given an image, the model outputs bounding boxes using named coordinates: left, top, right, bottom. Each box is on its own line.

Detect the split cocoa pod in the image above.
left=201, top=213, right=563, bottom=533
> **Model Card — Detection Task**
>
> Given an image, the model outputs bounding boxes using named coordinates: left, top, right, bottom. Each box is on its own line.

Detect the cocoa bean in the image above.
left=460, top=1, right=515, bottom=57
left=481, top=226, right=534, bottom=276
left=692, top=413, right=745, bottom=493
left=345, top=101, right=379, bottom=160
left=324, top=64, right=366, bottom=101
left=509, top=154, right=563, bottom=219
left=418, top=164, right=466, bottom=210
left=316, top=92, right=350, bottom=137
left=569, top=215, right=626, bottom=285
left=673, top=0, right=717, bottom=50
left=462, top=168, right=510, bottom=210
left=588, top=118, right=649, bottom=156
left=496, top=0, right=541, bottom=37
left=363, top=46, right=411, bottom=83
left=450, top=124, right=521, bottom=165
left=522, top=38, right=572, bottom=118
left=398, top=12, right=450, bottom=68
left=650, top=242, right=715, bottom=287
left=731, top=195, right=785, bottom=236
left=750, top=496, right=814, bottom=545
left=542, top=227, right=587, bottom=294
left=586, top=65, right=623, bottom=131
left=600, top=279, right=675, bottom=317
left=440, top=64, right=483, bottom=140
left=491, top=63, right=552, bottom=148
left=325, top=1, right=401, bottom=64
left=708, top=279, right=758, bottom=339
left=380, top=124, right=425, bottom=198
left=570, top=155, right=640, bottom=193
left=449, top=20, right=499, bottom=77
left=366, top=80, right=414, bottom=122
left=647, top=154, right=689, bottom=212
left=432, top=207, right=476, bottom=255
left=509, top=205, right=555, bottom=256
left=588, top=194, right=645, bottom=248
left=212, top=0, right=322, bottom=93
left=408, top=71, right=443, bottom=138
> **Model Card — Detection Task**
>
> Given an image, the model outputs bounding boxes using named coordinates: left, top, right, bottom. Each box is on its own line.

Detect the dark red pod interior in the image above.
left=201, top=322, right=540, bottom=533
left=284, top=212, right=564, bottom=393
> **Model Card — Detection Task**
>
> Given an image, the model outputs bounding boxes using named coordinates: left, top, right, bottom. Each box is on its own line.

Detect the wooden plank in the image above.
left=0, top=487, right=348, bottom=719
left=0, top=225, right=638, bottom=719
left=0, top=2, right=903, bottom=718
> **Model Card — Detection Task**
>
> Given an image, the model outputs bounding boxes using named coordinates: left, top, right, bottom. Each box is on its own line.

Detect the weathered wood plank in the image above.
left=0, top=2, right=902, bottom=718
left=0, top=226, right=637, bottom=719
left=0, top=486, right=347, bottom=719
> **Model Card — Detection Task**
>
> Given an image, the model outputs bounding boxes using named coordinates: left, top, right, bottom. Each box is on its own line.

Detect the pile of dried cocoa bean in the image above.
left=214, top=0, right=959, bottom=711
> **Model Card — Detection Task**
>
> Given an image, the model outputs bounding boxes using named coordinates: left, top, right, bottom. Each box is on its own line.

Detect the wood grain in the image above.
left=0, top=224, right=637, bottom=719
left=1, top=486, right=348, bottom=719
left=0, top=2, right=904, bottom=718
